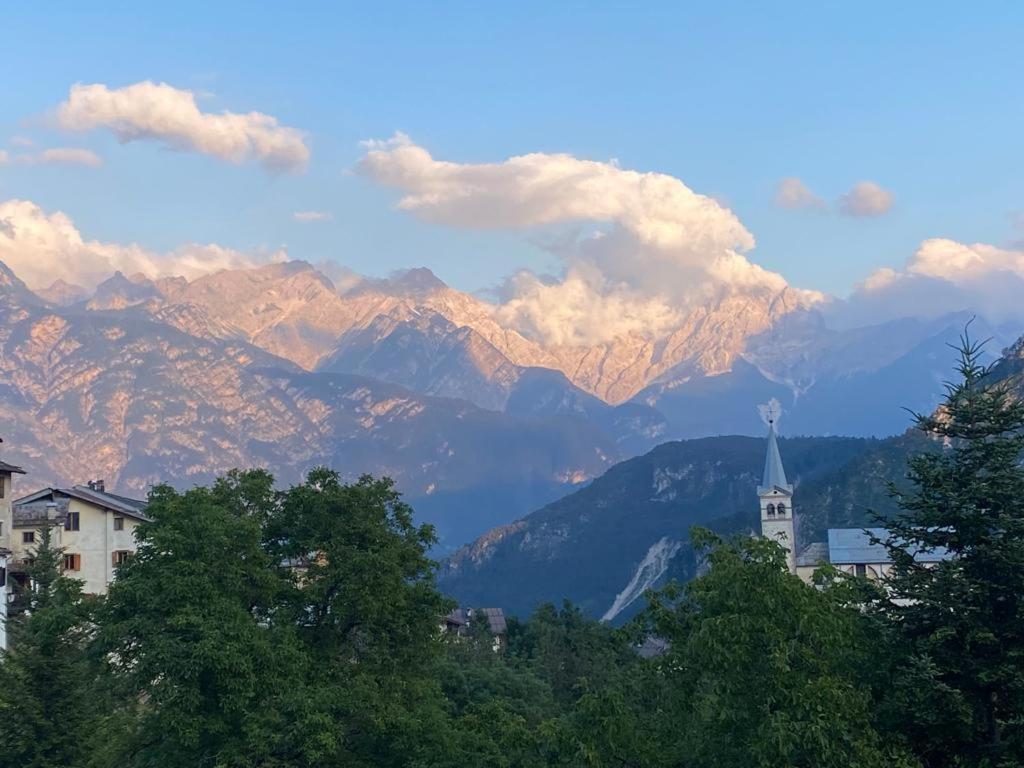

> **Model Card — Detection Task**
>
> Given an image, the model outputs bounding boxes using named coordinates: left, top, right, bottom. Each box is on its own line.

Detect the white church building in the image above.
left=757, top=421, right=946, bottom=582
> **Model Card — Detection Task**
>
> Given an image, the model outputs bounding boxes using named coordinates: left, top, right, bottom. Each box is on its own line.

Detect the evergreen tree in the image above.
left=0, top=526, right=97, bottom=768
left=879, top=334, right=1024, bottom=766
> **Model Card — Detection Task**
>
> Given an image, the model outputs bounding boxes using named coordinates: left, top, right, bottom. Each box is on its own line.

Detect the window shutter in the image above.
left=112, top=552, right=117, bottom=567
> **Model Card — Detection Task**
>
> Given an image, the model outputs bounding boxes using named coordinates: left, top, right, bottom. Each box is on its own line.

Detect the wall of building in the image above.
left=11, top=496, right=142, bottom=595
left=760, top=491, right=796, bottom=574
left=50, top=499, right=141, bottom=594
left=0, top=551, right=8, bottom=651
left=0, top=473, right=13, bottom=552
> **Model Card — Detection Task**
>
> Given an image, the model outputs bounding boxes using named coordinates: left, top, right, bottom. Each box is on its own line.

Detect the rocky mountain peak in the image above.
left=88, top=271, right=163, bottom=311
left=37, top=279, right=89, bottom=306
left=0, top=259, right=44, bottom=308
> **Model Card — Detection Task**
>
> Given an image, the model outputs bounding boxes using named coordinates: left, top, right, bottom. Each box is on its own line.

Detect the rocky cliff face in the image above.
left=70, top=260, right=812, bottom=410
left=0, top=261, right=629, bottom=549
left=46, top=259, right=998, bottom=447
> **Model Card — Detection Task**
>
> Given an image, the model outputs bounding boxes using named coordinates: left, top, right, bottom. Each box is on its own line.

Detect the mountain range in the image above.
left=0, top=256, right=1017, bottom=551
left=439, top=335, right=1024, bottom=622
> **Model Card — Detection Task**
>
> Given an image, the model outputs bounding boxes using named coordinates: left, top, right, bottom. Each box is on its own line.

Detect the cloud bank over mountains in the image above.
left=2, top=117, right=1021, bottom=342
left=830, top=238, right=1024, bottom=327
left=0, top=199, right=282, bottom=290
left=359, top=133, right=812, bottom=345
left=55, top=81, right=310, bottom=172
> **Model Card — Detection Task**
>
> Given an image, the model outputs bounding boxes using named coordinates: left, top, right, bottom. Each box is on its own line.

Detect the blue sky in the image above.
left=2, top=1, right=1023, bottom=299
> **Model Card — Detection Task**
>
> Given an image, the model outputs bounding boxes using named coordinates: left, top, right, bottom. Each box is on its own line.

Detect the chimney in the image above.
left=88, top=479, right=105, bottom=493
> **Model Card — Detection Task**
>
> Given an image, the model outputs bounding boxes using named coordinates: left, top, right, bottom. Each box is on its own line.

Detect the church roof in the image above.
left=827, top=527, right=949, bottom=565
left=757, top=423, right=792, bottom=495
left=796, top=541, right=829, bottom=567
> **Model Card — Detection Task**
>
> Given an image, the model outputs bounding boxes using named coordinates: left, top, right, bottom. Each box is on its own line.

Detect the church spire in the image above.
left=758, top=421, right=792, bottom=495
left=757, top=416, right=797, bottom=574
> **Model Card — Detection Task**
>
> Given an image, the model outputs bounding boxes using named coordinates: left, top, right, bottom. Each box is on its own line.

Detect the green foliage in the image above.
left=878, top=334, right=1024, bottom=767
left=93, top=480, right=304, bottom=767
left=634, top=529, right=916, bottom=768
left=0, top=526, right=99, bottom=768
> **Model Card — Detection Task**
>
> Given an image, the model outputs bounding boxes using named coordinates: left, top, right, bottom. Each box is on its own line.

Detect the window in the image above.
left=0, top=521, right=3, bottom=536
left=22, top=531, right=35, bottom=544
left=63, top=553, right=81, bottom=572
left=65, top=511, right=80, bottom=532
left=766, top=503, right=775, bottom=517
left=113, top=516, right=124, bottom=531
left=112, top=550, right=132, bottom=567
left=776, top=503, right=786, bottom=518
left=855, top=563, right=867, bottom=578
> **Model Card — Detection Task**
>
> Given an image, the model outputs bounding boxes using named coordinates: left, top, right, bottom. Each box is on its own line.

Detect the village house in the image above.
left=1, top=465, right=149, bottom=650
left=444, top=606, right=508, bottom=650
left=10, top=480, right=150, bottom=596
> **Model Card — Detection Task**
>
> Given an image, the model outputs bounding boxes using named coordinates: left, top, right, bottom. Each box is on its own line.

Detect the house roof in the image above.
left=0, top=461, right=26, bottom=475
left=827, top=527, right=948, bottom=565
left=796, top=541, right=829, bottom=567
left=757, top=423, right=792, bottom=496
left=13, top=485, right=150, bottom=522
left=445, top=607, right=507, bottom=635
left=478, top=607, right=507, bottom=635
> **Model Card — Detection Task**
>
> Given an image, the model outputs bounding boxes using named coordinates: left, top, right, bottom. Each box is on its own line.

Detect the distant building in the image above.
left=444, top=606, right=508, bottom=650
left=10, top=480, right=149, bottom=596
left=757, top=421, right=946, bottom=582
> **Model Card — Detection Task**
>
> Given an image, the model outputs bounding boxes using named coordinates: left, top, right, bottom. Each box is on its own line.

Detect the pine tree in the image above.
left=880, top=333, right=1024, bottom=767
left=0, top=526, right=97, bottom=768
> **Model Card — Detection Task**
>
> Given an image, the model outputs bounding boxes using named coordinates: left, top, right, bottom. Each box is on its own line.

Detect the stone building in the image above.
left=757, top=421, right=946, bottom=582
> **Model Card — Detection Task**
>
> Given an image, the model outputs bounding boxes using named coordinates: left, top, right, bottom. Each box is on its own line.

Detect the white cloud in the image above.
left=359, top=133, right=754, bottom=252
left=36, top=148, right=103, bottom=167
left=0, top=198, right=283, bottom=290
left=774, top=177, right=825, bottom=210
left=0, top=150, right=8, bottom=165
left=359, top=134, right=804, bottom=345
left=56, top=81, right=310, bottom=172
left=293, top=210, right=333, bottom=222
left=837, top=181, right=893, bottom=217
left=905, top=238, right=1024, bottom=280
left=9, top=136, right=34, bottom=148
left=831, top=237, right=1024, bottom=327
left=493, top=266, right=685, bottom=347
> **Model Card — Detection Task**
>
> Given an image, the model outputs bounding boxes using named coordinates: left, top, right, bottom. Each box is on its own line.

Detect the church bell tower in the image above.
left=758, top=419, right=796, bottom=574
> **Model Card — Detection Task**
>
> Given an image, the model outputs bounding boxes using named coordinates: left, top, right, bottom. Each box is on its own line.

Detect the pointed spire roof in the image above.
left=758, top=422, right=793, bottom=496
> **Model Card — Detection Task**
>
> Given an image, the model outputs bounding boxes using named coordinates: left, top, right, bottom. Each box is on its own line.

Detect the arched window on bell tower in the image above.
left=776, top=502, right=786, bottom=518
left=766, top=503, right=776, bottom=517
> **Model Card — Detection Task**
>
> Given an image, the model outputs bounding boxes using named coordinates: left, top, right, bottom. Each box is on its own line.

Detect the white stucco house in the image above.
left=10, top=481, right=150, bottom=596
